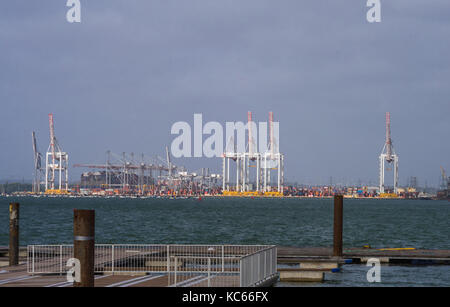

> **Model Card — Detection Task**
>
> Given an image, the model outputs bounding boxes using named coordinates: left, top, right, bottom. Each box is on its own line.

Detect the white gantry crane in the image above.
left=379, top=112, right=399, bottom=194
left=45, top=113, right=69, bottom=193
left=222, top=111, right=284, bottom=194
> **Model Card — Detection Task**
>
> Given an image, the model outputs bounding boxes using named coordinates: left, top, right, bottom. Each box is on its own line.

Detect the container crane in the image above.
left=379, top=112, right=399, bottom=194
left=45, top=113, right=69, bottom=194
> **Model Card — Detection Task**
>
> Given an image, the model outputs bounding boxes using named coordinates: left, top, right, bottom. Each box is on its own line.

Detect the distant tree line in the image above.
left=0, top=182, right=32, bottom=194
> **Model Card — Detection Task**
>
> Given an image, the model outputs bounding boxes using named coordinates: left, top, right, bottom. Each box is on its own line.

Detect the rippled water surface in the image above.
left=1, top=197, right=448, bottom=248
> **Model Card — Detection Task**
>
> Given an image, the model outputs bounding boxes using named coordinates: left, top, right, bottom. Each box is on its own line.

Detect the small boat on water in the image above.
left=417, top=192, right=433, bottom=200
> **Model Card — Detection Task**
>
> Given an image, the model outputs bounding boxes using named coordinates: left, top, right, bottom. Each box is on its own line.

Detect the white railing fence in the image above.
left=240, top=246, right=277, bottom=287
left=27, top=244, right=277, bottom=287
left=168, top=255, right=241, bottom=287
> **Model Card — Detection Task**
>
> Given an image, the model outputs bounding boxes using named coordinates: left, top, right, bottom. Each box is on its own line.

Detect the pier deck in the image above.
left=0, top=264, right=240, bottom=287
left=277, top=246, right=450, bottom=264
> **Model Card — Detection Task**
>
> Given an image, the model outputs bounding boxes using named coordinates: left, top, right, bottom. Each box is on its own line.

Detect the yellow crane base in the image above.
left=378, top=193, right=398, bottom=198
left=222, top=191, right=283, bottom=197
left=45, top=189, right=70, bottom=195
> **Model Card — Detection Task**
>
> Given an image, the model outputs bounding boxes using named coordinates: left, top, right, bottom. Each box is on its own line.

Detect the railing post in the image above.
left=27, top=246, right=29, bottom=273
left=60, top=245, right=63, bottom=275
left=333, top=195, right=344, bottom=257
left=259, top=251, right=262, bottom=282
left=73, top=209, right=95, bottom=287
left=9, top=203, right=19, bottom=266
left=166, top=245, right=170, bottom=273
left=264, top=250, right=267, bottom=279
left=167, top=246, right=170, bottom=286
left=32, top=245, right=35, bottom=275
left=174, top=256, right=177, bottom=287
left=274, top=247, right=277, bottom=275
left=250, top=256, right=253, bottom=286
left=207, top=257, right=211, bottom=287
left=111, top=244, right=115, bottom=274
left=239, top=259, right=243, bottom=287
left=221, top=245, right=225, bottom=272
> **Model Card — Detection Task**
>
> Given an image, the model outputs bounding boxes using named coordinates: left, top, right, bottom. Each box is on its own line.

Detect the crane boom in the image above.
left=269, top=111, right=274, bottom=159
left=32, top=131, right=38, bottom=156
left=166, top=146, right=172, bottom=177
left=49, top=113, right=58, bottom=157
left=32, top=131, right=43, bottom=193
left=49, top=114, right=55, bottom=146
left=385, top=112, right=393, bottom=162
left=440, top=166, right=448, bottom=190
left=32, top=131, right=41, bottom=170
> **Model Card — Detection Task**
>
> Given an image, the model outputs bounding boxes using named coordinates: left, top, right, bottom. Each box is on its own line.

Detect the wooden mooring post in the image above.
left=73, top=209, right=95, bottom=287
left=333, top=195, right=343, bottom=257
left=9, top=203, right=19, bottom=266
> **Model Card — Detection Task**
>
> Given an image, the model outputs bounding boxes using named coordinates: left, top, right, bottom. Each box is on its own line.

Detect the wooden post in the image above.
left=9, top=203, right=19, bottom=266
left=73, top=209, right=95, bottom=287
left=333, top=195, right=343, bottom=257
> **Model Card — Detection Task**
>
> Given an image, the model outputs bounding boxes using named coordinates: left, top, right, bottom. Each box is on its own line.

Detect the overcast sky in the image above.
left=0, top=1, right=449, bottom=187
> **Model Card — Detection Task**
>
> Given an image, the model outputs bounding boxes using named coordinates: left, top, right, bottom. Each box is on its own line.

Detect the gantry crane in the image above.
left=379, top=112, right=399, bottom=194
left=222, top=111, right=284, bottom=195
left=45, top=114, right=69, bottom=193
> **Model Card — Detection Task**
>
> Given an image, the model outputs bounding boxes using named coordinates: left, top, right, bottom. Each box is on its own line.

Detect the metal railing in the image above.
left=168, top=255, right=241, bottom=287
left=27, top=244, right=277, bottom=287
left=27, top=245, right=73, bottom=275
left=240, top=246, right=277, bottom=287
